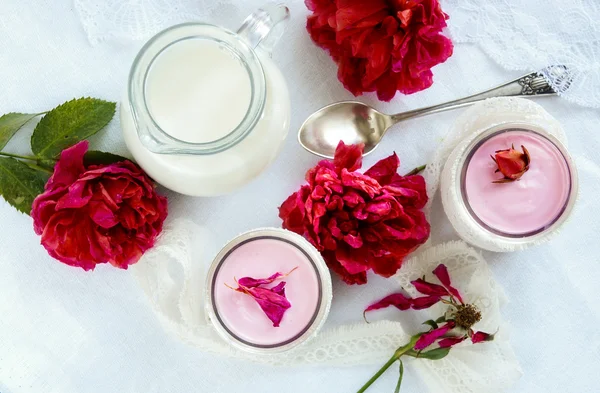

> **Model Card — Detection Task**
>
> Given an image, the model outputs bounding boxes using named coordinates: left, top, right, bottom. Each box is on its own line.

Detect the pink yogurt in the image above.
left=464, top=130, right=571, bottom=235
left=212, top=237, right=320, bottom=347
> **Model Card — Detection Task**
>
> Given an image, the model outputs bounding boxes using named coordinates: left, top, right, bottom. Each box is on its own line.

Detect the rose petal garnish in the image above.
left=471, top=330, right=495, bottom=344
left=226, top=268, right=298, bottom=327
left=414, top=321, right=455, bottom=351
left=239, top=285, right=291, bottom=327
left=432, top=264, right=464, bottom=303
left=491, top=144, right=531, bottom=183
left=237, top=266, right=298, bottom=288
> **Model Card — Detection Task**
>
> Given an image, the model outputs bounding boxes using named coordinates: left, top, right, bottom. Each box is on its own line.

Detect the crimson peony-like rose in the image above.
left=279, top=142, right=430, bottom=285
left=31, top=141, right=168, bottom=270
left=305, top=0, right=453, bottom=101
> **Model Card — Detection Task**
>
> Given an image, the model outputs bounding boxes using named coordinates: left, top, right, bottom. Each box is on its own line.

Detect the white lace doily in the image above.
left=444, top=0, right=600, bottom=108
left=74, top=0, right=600, bottom=108
left=422, top=97, right=571, bottom=252
left=131, top=218, right=521, bottom=392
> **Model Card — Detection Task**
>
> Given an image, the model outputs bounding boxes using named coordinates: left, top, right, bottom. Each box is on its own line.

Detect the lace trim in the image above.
left=131, top=219, right=521, bottom=391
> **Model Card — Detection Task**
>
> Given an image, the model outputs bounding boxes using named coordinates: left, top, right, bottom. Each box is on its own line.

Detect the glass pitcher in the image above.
left=121, top=4, right=291, bottom=196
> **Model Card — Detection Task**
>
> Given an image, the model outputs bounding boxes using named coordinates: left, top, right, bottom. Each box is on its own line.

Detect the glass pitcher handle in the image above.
left=236, top=3, right=290, bottom=56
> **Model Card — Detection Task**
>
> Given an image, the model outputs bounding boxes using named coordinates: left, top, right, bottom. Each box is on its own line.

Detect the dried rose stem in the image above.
left=404, top=165, right=426, bottom=176
left=356, top=335, right=420, bottom=393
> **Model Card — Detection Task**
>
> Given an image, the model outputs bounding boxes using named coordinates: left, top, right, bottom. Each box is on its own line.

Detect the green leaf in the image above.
left=435, top=316, right=447, bottom=324
left=0, top=157, right=49, bottom=215
left=0, top=113, right=39, bottom=150
left=393, top=360, right=404, bottom=393
left=422, top=320, right=438, bottom=330
left=31, top=98, right=116, bottom=159
left=417, top=347, right=451, bottom=360
left=83, top=150, right=128, bottom=166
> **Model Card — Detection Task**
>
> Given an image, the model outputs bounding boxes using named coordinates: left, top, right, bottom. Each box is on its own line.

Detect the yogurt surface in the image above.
left=464, top=130, right=571, bottom=235
left=213, top=238, right=320, bottom=346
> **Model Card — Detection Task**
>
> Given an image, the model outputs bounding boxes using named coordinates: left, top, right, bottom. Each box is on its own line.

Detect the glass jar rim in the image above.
left=457, top=123, right=578, bottom=239
left=205, top=228, right=333, bottom=354
left=128, top=22, right=266, bottom=155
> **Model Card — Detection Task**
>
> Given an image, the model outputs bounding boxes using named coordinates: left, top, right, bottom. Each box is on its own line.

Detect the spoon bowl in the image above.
left=298, top=101, right=391, bottom=158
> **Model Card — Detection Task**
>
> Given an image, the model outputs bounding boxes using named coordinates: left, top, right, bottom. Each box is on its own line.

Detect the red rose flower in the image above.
left=31, top=141, right=168, bottom=270
left=306, top=0, right=453, bottom=101
left=279, top=142, right=430, bottom=285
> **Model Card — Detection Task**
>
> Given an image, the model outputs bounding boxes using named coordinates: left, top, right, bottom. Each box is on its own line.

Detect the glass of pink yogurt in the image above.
left=442, top=123, right=578, bottom=251
left=205, top=228, right=332, bottom=353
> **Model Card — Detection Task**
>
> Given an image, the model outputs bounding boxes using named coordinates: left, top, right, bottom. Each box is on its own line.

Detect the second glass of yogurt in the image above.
left=441, top=123, right=578, bottom=252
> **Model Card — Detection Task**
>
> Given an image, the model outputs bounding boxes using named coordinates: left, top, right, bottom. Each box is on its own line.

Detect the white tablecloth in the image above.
left=1, top=1, right=599, bottom=392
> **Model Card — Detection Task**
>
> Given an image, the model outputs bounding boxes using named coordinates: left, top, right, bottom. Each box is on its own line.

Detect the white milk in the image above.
left=122, top=39, right=291, bottom=196
left=145, top=39, right=252, bottom=143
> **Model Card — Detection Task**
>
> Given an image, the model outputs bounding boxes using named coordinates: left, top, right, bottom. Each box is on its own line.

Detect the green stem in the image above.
left=405, top=164, right=427, bottom=176
left=0, top=151, right=40, bottom=162
left=394, top=361, right=404, bottom=393
left=24, top=162, right=53, bottom=175
left=356, top=335, right=420, bottom=393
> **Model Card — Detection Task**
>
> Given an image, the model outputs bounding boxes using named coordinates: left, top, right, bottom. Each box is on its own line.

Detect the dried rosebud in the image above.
left=491, top=144, right=531, bottom=183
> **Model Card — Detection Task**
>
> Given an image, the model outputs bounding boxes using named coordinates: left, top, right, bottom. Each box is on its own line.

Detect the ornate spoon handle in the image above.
left=391, top=65, right=571, bottom=123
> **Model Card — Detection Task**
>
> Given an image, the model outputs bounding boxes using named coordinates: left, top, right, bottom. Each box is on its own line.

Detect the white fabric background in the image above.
left=0, top=0, right=599, bottom=392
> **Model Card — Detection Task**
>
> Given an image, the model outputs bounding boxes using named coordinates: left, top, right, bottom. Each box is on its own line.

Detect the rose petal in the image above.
left=438, top=335, right=467, bottom=348
left=432, top=264, right=464, bottom=303
left=364, top=153, right=400, bottom=185
left=238, top=272, right=283, bottom=288
left=241, top=285, right=292, bottom=327
left=414, top=321, right=455, bottom=351
left=238, top=267, right=297, bottom=288
left=45, top=141, right=88, bottom=189
left=336, top=245, right=370, bottom=275
left=333, top=141, right=364, bottom=172
left=364, top=292, right=412, bottom=313
left=411, top=295, right=441, bottom=310
left=341, top=169, right=381, bottom=198
left=411, top=278, right=449, bottom=297
left=471, top=331, right=495, bottom=344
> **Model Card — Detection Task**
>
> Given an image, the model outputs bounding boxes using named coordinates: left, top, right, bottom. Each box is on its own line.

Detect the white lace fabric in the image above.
left=75, top=0, right=600, bottom=108
left=132, top=219, right=521, bottom=391
left=444, top=0, right=600, bottom=108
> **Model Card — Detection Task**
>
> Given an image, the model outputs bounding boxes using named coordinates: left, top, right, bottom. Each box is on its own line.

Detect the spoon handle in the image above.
left=390, top=66, right=570, bottom=123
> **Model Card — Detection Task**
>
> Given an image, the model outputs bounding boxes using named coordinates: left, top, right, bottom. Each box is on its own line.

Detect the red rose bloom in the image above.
left=279, top=142, right=430, bottom=285
left=31, top=141, right=168, bottom=270
left=306, top=0, right=453, bottom=101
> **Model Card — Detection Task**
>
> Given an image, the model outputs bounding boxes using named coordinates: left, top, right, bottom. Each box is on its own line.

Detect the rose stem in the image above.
left=24, top=162, right=53, bottom=174
left=356, top=335, right=420, bottom=393
left=405, top=165, right=426, bottom=176
left=0, top=151, right=41, bottom=161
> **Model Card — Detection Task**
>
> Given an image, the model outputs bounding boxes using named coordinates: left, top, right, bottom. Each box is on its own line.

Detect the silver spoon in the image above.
left=298, top=65, right=572, bottom=159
